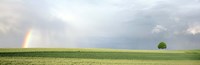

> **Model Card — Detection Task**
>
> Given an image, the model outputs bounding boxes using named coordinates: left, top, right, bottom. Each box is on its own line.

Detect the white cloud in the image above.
left=0, top=0, right=24, bottom=34
left=152, top=25, right=167, bottom=33
left=187, top=23, right=200, bottom=35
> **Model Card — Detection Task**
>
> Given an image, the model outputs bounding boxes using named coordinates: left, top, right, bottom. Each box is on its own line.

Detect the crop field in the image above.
left=0, top=48, right=200, bottom=65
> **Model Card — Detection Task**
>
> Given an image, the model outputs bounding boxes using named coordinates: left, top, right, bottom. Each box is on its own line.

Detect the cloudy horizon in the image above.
left=0, top=0, right=200, bottom=50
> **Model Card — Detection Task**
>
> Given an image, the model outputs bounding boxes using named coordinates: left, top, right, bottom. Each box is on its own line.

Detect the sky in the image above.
left=0, top=0, right=200, bottom=50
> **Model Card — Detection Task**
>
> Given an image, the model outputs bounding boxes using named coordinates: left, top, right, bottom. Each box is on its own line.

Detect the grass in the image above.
left=0, top=48, right=200, bottom=65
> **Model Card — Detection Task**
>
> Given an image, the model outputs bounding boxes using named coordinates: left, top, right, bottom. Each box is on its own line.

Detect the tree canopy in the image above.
left=158, top=42, right=167, bottom=49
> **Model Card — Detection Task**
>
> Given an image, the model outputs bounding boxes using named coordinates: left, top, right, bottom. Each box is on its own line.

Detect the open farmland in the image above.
left=0, top=48, right=200, bottom=65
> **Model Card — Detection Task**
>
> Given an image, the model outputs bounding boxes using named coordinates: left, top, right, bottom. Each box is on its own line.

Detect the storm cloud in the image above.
left=0, top=0, right=200, bottom=49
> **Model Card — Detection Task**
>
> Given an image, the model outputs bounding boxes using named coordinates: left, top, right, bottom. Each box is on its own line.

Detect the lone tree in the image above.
left=158, top=42, right=167, bottom=49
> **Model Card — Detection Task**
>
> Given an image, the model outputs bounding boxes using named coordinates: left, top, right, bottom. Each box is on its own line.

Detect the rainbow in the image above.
left=22, top=29, right=33, bottom=48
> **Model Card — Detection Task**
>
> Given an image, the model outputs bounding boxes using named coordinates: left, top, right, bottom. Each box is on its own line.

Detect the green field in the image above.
left=0, top=48, right=200, bottom=65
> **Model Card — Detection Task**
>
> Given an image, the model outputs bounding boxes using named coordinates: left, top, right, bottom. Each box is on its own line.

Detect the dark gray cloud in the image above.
left=0, top=0, right=200, bottom=49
